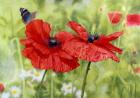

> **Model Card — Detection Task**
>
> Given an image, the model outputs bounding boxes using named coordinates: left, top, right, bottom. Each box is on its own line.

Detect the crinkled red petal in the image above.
left=105, top=32, right=123, bottom=41
left=93, top=32, right=123, bottom=54
left=55, top=31, right=74, bottom=43
left=59, top=51, right=73, bottom=60
left=26, top=19, right=51, bottom=43
left=21, top=39, right=50, bottom=55
left=94, top=39, right=122, bottom=54
left=97, top=32, right=123, bottom=43
left=39, top=55, right=54, bottom=70
left=64, top=38, right=120, bottom=62
left=102, top=42, right=122, bottom=54
left=32, top=42, right=50, bottom=55
left=22, top=43, right=79, bottom=72
left=54, top=56, right=79, bottom=72
left=22, top=47, right=42, bottom=69
left=68, top=21, right=88, bottom=41
left=86, top=44, right=120, bottom=62
left=20, top=39, right=33, bottom=47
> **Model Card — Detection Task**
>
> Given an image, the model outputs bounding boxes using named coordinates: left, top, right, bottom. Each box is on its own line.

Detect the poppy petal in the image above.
left=59, top=57, right=79, bottom=72
left=40, top=54, right=78, bottom=73
left=108, top=12, right=122, bottom=25
left=53, top=56, right=63, bottom=72
left=101, top=42, right=122, bottom=54
left=22, top=47, right=41, bottom=69
left=21, top=39, right=50, bottom=55
left=29, top=51, right=41, bottom=69
left=32, top=42, right=50, bottom=55
left=46, top=55, right=53, bottom=69
left=26, top=19, right=51, bottom=43
left=134, top=67, right=140, bottom=74
left=48, top=55, right=79, bottom=73
left=94, top=38, right=122, bottom=54
left=106, top=32, right=123, bottom=41
left=68, top=21, right=88, bottom=41
left=86, top=44, right=119, bottom=62
left=22, top=45, right=79, bottom=72
left=127, top=14, right=140, bottom=26
left=64, top=39, right=119, bottom=62
left=39, top=56, right=53, bottom=70
left=0, top=83, right=4, bottom=93
left=22, top=47, right=34, bottom=57
left=55, top=31, right=74, bottom=43
left=20, top=39, right=33, bottom=46
left=59, top=51, right=73, bottom=60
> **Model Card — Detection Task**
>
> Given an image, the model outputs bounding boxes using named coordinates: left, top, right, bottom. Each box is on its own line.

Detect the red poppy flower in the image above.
left=134, top=67, right=140, bottom=74
left=20, top=19, right=79, bottom=72
left=0, top=83, right=4, bottom=93
left=127, top=14, right=140, bottom=26
left=108, top=12, right=122, bottom=25
left=63, top=21, right=123, bottom=62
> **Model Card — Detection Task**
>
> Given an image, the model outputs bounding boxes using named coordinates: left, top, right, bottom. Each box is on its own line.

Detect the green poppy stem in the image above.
left=36, top=70, right=47, bottom=98
left=40, top=70, right=47, bottom=86
left=81, top=62, right=91, bottom=98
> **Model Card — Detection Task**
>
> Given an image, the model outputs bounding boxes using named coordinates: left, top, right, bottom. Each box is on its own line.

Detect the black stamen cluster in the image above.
left=48, top=38, right=59, bottom=47
left=87, top=34, right=99, bottom=43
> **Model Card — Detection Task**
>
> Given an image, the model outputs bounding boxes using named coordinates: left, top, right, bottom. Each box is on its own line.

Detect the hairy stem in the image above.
left=81, top=62, right=91, bottom=98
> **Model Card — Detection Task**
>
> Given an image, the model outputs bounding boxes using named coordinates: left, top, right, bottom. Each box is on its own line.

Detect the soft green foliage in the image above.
left=0, top=0, right=140, bottom=98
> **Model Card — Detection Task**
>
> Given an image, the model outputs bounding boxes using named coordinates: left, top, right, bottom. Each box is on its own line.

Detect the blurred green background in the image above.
left=0, top=0, right=140, bottom=98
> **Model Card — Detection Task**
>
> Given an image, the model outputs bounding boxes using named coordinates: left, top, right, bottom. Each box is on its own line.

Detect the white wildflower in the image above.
left=19, top=70, right=31, bottom=80
left=75, top=90, right=87, bottom=98
left=1, top=92, right=10, bottom=98
left=30, top=69, right=44, bottom=82
left=10, top=86, right=21, bottom=98
left=61, top=83, right=76, bottom=95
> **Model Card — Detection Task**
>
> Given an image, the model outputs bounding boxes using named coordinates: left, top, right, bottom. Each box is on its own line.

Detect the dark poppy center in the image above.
left=48, top=38, right=59, bottom=47
left=87, top=35, right=99, bottom=43
left=88, top=36, right=94, bottom=43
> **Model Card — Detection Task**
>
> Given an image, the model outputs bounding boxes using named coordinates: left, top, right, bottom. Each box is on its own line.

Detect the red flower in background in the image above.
left=108, top=12, right=122, bottom=25
left=63, top=21, right=123, bottom=62
left=127, top=14, right=140, bottom=26
left=0, top=83, right=4, bottom=93
left=134, top=67, right=140, bottom=74
left=21, top=19, right=79, bottom=72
